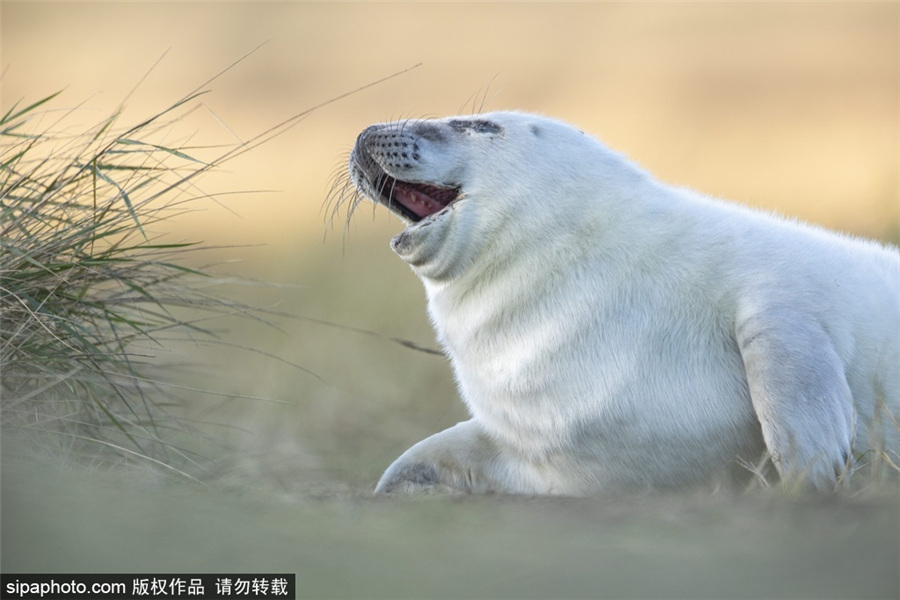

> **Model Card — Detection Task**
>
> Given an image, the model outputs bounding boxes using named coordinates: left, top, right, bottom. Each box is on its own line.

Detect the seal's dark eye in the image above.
left=449, top=119, right=503, bottom=135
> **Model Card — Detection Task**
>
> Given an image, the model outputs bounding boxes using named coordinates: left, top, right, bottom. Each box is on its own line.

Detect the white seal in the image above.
left=340, top=111, right=900, bottom=495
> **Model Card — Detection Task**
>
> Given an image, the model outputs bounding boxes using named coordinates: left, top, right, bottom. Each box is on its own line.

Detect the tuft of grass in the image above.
left=0, top=88, right=252, bottom=478
left=1, top=60, right=424, bottom=479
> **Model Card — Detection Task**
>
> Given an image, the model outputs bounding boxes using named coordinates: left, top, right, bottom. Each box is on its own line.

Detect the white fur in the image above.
left=349, top=111, right=900, bottom=495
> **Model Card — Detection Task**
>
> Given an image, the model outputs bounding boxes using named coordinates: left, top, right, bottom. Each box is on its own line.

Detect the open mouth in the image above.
left=374, top=175, right=460, bottom=223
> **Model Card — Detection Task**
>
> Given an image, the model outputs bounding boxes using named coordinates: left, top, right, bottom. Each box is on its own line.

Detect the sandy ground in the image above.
left=3, top=452, right=899, bottom=599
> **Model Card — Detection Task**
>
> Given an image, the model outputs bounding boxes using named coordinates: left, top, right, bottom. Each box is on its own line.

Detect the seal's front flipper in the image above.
left=375, top=420, right=545, bottom=495
left=736, top=307, right=855, bottom=490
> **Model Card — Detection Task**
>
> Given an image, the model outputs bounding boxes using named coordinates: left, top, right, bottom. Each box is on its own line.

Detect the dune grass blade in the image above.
left=0, top=91, right=64, bottom=130
left=1, top=61, right=423, bottom=478
left=0, top=86, right=273, bottom=475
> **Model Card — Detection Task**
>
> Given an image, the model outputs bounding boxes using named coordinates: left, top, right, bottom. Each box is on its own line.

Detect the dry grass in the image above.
left=0, top=83, right=254, bottom=476
left=0, top=59, right=422, bottom=477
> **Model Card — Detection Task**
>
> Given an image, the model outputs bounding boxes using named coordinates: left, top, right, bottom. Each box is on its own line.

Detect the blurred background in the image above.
left=2, top=3, right=898, bottom=596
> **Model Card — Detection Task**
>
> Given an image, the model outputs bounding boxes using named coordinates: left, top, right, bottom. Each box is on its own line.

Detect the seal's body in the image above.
left=345, top=111, right=900, bottom=495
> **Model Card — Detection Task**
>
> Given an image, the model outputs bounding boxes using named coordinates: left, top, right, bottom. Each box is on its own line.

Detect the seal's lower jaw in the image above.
left=377, top=176, right=461, bottom=224
left=390, top=213, right=452, bottom=272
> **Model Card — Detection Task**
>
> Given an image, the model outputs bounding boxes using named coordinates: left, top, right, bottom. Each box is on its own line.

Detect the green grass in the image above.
left=1, top=86, right=247, bottom=477
left=0, top=60, right=426, bottom=479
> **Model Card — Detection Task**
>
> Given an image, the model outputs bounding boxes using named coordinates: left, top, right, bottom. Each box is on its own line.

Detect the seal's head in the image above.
left=340, top=111, right=637, bottom=282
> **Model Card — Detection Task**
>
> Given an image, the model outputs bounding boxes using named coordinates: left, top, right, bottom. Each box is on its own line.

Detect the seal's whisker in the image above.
left=343, top=194, right=361, bottom=229
left=330, top=183, right=356, bottom=232
left=322, top=149, right=370, bottom=243
left=323, top=152, right=352, bottom=214
left=385, top=176, right=399, bottom=216
left=341, top=188, right=362, bottom=228
left=477, top=74, right=500, bottom=114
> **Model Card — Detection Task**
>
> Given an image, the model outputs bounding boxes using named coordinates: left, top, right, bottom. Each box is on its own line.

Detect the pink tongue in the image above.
left=392, top=186, right=445, bottom=219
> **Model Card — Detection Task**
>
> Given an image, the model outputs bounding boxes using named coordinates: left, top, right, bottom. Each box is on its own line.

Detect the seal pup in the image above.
left=337, top=111, right=899, bottom=495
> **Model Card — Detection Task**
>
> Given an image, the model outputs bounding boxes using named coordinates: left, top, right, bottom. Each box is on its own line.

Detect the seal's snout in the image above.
left=349, top=121, right=461, bottom=224
left=346, top=115, right=506, bottom=226
left=354, top=124, right=384, bottom=153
